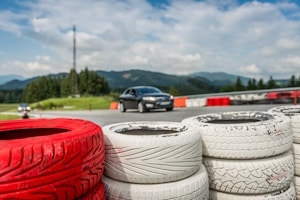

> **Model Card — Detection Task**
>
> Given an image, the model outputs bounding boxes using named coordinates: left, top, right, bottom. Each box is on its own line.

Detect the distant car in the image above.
left=119, top=86, right=174, bottom=113
left=18, top=103, right=31, bottom=112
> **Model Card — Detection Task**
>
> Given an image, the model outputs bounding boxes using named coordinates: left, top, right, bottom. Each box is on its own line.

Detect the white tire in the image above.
left=294, top=176, right=300, bottom=199
left=102, top=164, right=209, bottom=200
left=182, top=111, right=292, bottom=159
left=209, top=182, right=296, bottom=200
left=203, top=151, right=294, bottom=195
left=102, top=121, right=202, bottom=184
left=293, top=143, right=300, bottom=176
left=268, top=105, right=300, bottom=143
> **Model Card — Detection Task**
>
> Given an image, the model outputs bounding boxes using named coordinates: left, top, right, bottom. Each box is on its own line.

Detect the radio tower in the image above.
left=72, top=25, right=78, bottom=97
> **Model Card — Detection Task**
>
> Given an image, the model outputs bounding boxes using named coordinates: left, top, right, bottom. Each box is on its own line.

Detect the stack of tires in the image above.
left=268, top=105, right=300, bottom=199
left=102, top=121, right=209, bottom=199
left=0, top=118, right=106, bottom=200
left=182, top=111, right=296, bottom=199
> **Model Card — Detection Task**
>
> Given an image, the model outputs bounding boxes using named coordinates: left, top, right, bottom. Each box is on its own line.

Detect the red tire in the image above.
left=0, top=118, right=105, bottom=200
left=78, top=180, right=105, bottom=200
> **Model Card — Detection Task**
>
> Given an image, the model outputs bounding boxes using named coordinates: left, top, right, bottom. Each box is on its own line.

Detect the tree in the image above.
left=169, top=86, right=180, bottom=96
left=247, top=79, right=257, bottom=90
left=288, top=75, right=296, bottom=87
left=234, top=77, right=245, bottom=91
left=257, top=78, right=265, bottom=89
left=267, top=76, right=276, bottom=89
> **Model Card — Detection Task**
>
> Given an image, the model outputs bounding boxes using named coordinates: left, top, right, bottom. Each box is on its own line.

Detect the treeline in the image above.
left=221, top=75, right=300, bottom=92
left=0, top=67, right=110, bottom=104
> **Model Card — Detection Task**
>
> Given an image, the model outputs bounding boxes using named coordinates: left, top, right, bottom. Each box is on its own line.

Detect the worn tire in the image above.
left=203, top=151, right=294, bottom=195
left=182, top=111, right=292, bottom=159
left=268, top=105, right=300, bottom=143
left=102, top=164, right=209, bottom=200
left=293, top=143, right=300, bottom=176
left=0, top=118, right=105, bottom=200
left=78, top=180, right=105, bottom=200
left=102, top=121, right=202, bottom=183
left=295, top=176, right=300, bottom=199
left=209, top=182, right=296, bottom=200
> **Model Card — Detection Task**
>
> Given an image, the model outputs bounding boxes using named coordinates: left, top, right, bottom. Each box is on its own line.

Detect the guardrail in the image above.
left=110, top=87, right=300, bottom=109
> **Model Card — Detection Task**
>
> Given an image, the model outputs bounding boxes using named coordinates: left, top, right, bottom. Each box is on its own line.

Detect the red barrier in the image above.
left=110, top=102, right=118, bottom=110
left=174, top=97, right=187, bottom=107
left=206, top=97, right=230, bottom=106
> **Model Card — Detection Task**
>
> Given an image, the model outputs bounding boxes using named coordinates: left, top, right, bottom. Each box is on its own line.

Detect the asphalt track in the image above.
left=31, top=104, right=289, bottom=127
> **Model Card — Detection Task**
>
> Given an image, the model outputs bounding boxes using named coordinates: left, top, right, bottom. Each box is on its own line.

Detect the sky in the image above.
left=1, top=0, right=300, bottom=80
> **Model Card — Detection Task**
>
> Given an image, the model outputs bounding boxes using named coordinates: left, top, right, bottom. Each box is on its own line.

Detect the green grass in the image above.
left=31, top=96, right=115, bottom=111
left=0, top=103, right=21, bottom=120
left=0, top=103, right=18, bottom=112
left=0, top=115, right=20, bottom=120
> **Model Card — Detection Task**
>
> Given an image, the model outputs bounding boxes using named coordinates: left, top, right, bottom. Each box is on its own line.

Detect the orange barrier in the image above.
left=174, top=97, right=187, bottom=107
left=110, top=102, right=119, bottom=110
left=206, top=97, right=230, bottom=106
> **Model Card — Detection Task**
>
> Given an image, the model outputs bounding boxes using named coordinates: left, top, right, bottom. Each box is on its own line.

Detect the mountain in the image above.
left=190, top=72, right=251, bottom=85
left=0, top=74, right=25, bottom=85
left=0, top=69, right=255, bottom=94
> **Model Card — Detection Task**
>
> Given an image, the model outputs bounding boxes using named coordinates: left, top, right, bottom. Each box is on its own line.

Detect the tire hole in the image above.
left=0, top=128, right=69, bottom=140
left=207, top=118, right=261, bottom=124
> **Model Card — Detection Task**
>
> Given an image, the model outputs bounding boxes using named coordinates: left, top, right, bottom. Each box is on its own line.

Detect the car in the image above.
left=18, top=103, right=31, bottom=112
left=119, top=86, right=174, bottom=113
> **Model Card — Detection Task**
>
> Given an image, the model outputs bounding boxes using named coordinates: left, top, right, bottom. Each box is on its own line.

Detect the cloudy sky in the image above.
left=1, top=0, right=300, bottom=80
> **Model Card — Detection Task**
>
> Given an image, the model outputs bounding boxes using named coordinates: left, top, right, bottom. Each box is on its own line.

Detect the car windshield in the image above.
left=136, top=87, right=161, bottom=95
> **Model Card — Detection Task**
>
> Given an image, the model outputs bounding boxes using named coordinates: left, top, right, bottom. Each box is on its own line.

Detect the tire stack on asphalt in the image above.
left=102, top=121, right=209, bottom=199
left=182, top=111, right=296, bottom=199
left=268, top=105, right=300, bottom=199
left=0, top=118, right=106, bottom=200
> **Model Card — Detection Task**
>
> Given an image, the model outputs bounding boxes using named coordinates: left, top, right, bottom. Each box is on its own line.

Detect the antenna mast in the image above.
left=72, top=25, right=78, bottom=96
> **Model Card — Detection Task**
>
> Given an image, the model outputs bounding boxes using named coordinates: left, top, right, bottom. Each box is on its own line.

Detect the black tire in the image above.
left=119, top=102, right=126, bottom=112
left=166, top=107, right=173, bottom=111
left=138, top=102, right=146, bottom=113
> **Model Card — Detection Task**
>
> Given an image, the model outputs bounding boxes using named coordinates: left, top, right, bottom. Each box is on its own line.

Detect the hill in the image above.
left=0, top=69, right=253, bottom=94
left=190, top=72, right=251, bottom=85
left=0, top=74, right=25, bottom=85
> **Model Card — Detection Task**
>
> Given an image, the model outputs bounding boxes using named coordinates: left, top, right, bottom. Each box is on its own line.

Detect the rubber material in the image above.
left=203, top=151, right=294, bottom=194
left=102, top=164, right=209, bottom=200
left=78, top=180, right=105, bottom=200
left=295, top=176, right=300, bottom=199
left=182, top=111, right=292, bottom=159
left=102, top=121, right=202, bottom=184
left=209, top=182, right=296, bottom=199
left=0, top=118, right=105, bottom=200
left=268, top=105, right=300, bottom=143
left=293, top=143, right=300, bottom=176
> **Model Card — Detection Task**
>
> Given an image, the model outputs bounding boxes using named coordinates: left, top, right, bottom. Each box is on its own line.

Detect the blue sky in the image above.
left=1, top=0, right=300, bottom=80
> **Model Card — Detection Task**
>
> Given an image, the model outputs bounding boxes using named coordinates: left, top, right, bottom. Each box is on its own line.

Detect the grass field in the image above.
left=31, top=96, right=114, bottom=111
left=0, top=96, right=115, bottom=120
left=0, top=103, right=20, bottom=120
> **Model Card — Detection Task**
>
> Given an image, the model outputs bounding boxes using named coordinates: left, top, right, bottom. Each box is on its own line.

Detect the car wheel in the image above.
left=166, top=107, right=173, bottom=111
left=119, top=102, right=126, bottom=112
left=138, top=102, right=146, bottom=113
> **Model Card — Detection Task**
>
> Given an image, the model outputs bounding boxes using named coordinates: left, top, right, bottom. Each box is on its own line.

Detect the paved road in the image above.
left=30, top=104, right=287, bottom=127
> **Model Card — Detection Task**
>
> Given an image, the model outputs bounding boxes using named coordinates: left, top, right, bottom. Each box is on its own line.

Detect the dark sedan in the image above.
left=119, top=86, right=174, bottom=113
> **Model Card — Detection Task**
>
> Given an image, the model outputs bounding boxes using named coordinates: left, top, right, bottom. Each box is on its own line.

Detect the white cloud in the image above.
left=0, top=0, right=300, bottom=80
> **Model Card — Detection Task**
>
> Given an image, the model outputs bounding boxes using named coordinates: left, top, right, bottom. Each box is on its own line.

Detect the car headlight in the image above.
left=170, top=95, right=174, bottom=100
left=143, top=96, right=156, bottom=101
